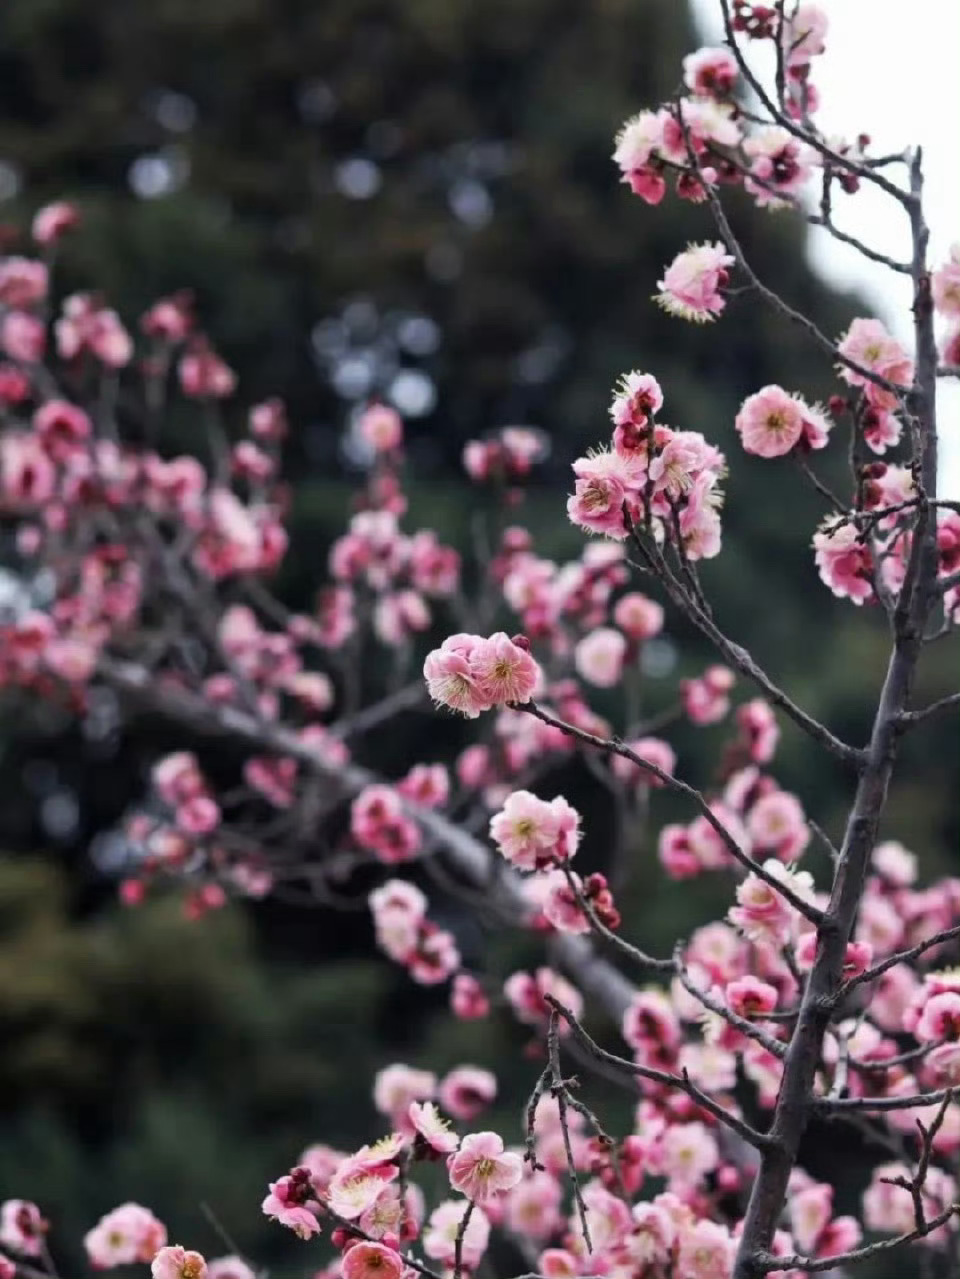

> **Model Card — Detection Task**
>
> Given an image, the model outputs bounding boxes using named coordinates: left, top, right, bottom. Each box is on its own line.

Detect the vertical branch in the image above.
left=731, top=149, right=940, bottom=1279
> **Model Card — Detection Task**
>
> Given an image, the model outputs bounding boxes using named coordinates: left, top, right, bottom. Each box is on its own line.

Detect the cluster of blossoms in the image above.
left=423, top=632, right=541, bottom=718
left=565, top=371, right=727, bottom=560
left=613, top=5, right=829, bottom=216
left=462, top=426, right=550, bottom=488
left=0, top=1198, right=250, bottom=1279
left=368, top=880, right=460, bottom=984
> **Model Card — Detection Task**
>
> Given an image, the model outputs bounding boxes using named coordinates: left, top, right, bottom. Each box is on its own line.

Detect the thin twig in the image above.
left=520, top=700, right=824, bottom=926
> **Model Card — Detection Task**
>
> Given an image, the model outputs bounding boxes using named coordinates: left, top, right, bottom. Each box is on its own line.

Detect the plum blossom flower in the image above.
left=489, top=792, right=581, bottom=870
left=726, top=975, right=779, bottom=1019
left=539, top=869, right=591, bottom=935
left=675, top=1219, right=734, bottom=1279
left=932, top=244, right=960, bottom=317
left=746, top=790, right=809, bottom=861
left=574, top=627, right=627, bottom=687
left=609, top=371, right=664, bottom=432
left=340, top=1242, right=403, bottom=1279
left=356, top=404, right=404, bottom=453
left=613, top=592, right=663, bottom=639
left=503, top=1172, right=563, bottom=1241
left=916, top=991, right=960, bottom=1043
left=0, top=258, right=49, bottom=309
left=83, top=1204, right=167, bottom=1268
left=813, top=520, right=874, bottom=604
left=151, top=1248, right=207, bottom=1279
left=566, top=450, right=636, bottom=540
left=656, top=243, right=735, bottom=323
left=262, top=1171, right=323, bottom=1239
left=327, top=1166, right=398, bottom=1222
left=438, top=1067, right=497, bottom=1122
left=408, top=1101, right=459, bottom=1154
left=0, top=1202, right=46, bottom=1258
left=728, top=861, right=817, bottom=948
left=447, top=1132, right=523, bottom=1202
left=423, top=1201, right=490, bottom=1269
left=470, top=632, right=541, bottom=705
left=744, top=127, right=814, bottom=207
left=613, top=112, right=667, bottom=204
left=610, top=737, right=676, bottom=787
left=837, top=318, right=913, bottom=411
left=681, top=665, right=734, bottom=724
left=373, top=1063, right=436, bottom=1122
left=784, top=4, right=828, bottom=66
left=504, top=968, right=583, bottom=1030
left=736, top=386, right=806, bottom=458
left=683, top=47, right=738, bottom=97
left=450, top=975, right=490, bottom=1022
left=424, top=633, right=539, bottom=717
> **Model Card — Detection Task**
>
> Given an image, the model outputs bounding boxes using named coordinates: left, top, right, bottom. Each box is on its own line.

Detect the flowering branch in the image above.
left=519, top=699, right=825, bottom=925
left=543, top=995, right=773, bottom=1153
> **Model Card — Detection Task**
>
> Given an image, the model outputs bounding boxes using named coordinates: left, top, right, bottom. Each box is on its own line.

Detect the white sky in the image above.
left=690, top=0, right=960, bottom=496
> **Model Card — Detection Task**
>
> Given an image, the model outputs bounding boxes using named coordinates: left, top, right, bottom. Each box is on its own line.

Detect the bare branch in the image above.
left=898, top=692, right=960, bottom=728
left=755, top=1204, right=957, bottom=1272
left=629, top=524, right=865, bottom=768
left=837, top=924, right=960, bottom=999
left=817, top=1086, right=957, bottom=1114
left=543, top=995, right=773, bottom=1152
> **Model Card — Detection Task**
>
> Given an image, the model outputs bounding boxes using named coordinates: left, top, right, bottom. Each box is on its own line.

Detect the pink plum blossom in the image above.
left=447, top=1132, right=523, bottom=1202
left=424, top=633, right=539, bottom=717
left=813, top=521, right=874, bottom=604
left=933, top=244, right=960, bottom=317
left=656, top=242, right=735, bottom=323
left=423, top=1201, right=490, bottom=1269
left=0, top=1202, right=46, bottom=1258
left=408, top=1101, right=459, bottom=1154
left=683, top=47, right=738, bottom=97
left=340, top=1242, right=403, bottom=1279
left=837, top=318, right=913, bottom=411
left=151, top=1248, right=207, bottom=1279
left=450, top=975, right=491, bottom=1021
left=489, top=792, right=581, bottom=870
left=726, top=976, right=779, bottom=1019
left=32, top=201, right=80, bottom=244
left=735, top=385, right=805, bottom=458
left=83, top=1203, right=168, bottom=1268
left=574, top=627, right=627, bottom=687
left=566, top=450, right=637, bottom=540
left=438, top=1067, right=496, bottom=1121
left=613, top=591, right=664, bottom=639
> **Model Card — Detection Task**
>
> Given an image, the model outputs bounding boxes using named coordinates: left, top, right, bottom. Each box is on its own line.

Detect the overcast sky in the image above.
left=690, top=0, right=960, bottom=496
